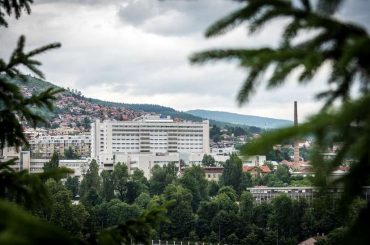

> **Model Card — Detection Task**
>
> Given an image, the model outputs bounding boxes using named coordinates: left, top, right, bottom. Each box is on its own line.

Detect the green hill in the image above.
left=187, top=109, right=292, bottom=129
left=10, top=75, right=276, bottom=132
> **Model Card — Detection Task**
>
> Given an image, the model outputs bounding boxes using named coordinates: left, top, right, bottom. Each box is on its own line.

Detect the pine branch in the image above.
left=0, top=0, right=33, bottom=27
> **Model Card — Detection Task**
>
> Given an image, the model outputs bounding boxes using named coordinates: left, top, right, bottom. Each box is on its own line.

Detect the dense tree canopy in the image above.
left=191, top=0, right=370, bottom=242
left=219, top=154, right=243, bottom=194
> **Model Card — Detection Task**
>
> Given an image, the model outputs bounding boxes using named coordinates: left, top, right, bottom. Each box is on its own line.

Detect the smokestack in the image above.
left=294, top=101, right=298, bottom=127
left=294, top=101, right=299, bottom=164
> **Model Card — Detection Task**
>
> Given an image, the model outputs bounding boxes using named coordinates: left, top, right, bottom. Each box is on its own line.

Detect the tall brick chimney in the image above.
left=293, top=101, right=300, bottom=164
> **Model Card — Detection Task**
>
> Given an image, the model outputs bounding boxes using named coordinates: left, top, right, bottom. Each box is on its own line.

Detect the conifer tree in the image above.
left=0, top=1, right=168, bottom=244
left=43, top=152, right=59, bottom=173
left=191, top=0, right=370, bottom=243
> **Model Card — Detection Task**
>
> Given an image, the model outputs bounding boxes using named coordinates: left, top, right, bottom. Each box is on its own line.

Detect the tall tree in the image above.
left=275, top=165, right=291, bottom=184
left=46, top=179, right=89, bottom=237
left=239, top=191, right=254, bottom=222
left=43, top=152, right=59, bottom=173
left=80, top=160, right=101, bottom=206
left=0, top=1, right=168, bottom=244
left=149, top=162, right=178, bottom=195
left=112, top=162, right=129, bottom=201
left=191, top=0, right=370, bottom=242
left=100, top=170, right=114, bottom=202
left=180, top=165, right=208, bottom=210
left=161, top=184, right=194, bottom=240
left=219, top=154, right=243, bottom=193
left=64, top=176, right=79, bottom=199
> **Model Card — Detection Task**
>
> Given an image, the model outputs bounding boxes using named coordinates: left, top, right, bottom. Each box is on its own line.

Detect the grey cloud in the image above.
left=1, top=0, right=369, bottom=121
left=118, top=0, right=241, bottom=35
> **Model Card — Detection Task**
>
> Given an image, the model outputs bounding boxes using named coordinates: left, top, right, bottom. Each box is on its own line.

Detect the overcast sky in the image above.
left=1, top=0, right=369, bottom=121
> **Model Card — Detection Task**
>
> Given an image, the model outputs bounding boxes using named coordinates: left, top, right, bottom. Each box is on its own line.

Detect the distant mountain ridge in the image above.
left=187, top=109, right=292, bottom=129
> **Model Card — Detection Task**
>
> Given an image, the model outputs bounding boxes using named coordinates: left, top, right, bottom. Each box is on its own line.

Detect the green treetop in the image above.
left=191, top=0, right=370, bottom=242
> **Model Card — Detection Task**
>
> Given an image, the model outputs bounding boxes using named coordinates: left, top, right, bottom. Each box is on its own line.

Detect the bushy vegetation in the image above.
left=48, top=159, right=364, bottom=244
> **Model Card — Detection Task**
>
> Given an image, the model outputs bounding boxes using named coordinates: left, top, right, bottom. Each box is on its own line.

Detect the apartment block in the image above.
left=29, top=134, right=91, bottom=158
left=91, top=115, right=210, bottom=177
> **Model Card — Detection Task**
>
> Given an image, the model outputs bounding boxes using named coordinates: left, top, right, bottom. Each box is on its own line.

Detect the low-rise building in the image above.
left=246, top=186, right=370, bottom=204
left=243, top=165, right=271, bottom=177
left=29, top=134, right=91, bottom=158
left=1, top=148, right=89, bottom=179
left=203, top=166, right=224, bottom=182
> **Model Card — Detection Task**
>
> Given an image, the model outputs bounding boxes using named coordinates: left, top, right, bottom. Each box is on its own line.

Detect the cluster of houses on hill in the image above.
left=21, top=86, right=142, bottom=131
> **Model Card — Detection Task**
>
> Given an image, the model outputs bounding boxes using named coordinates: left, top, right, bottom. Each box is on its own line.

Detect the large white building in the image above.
left=91, top=115, right=210, bottom=177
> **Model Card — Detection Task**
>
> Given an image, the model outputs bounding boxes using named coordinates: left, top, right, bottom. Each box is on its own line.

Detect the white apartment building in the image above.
left=91, top=115, right=210, bottom=177
left=29, top=134, right=91, bottom=158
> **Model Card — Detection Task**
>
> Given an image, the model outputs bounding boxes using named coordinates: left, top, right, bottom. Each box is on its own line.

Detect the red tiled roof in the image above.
left=243, top=166, right=255, bottom=172
left=260, top=165, right=271, bottom=173
left=242, top=165, right=271, bottom=173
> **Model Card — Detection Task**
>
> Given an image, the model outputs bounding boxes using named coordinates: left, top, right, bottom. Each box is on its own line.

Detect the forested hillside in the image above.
left=187, top=109, right=292, bottom=129
left=10, top=75, right=262, bottom=133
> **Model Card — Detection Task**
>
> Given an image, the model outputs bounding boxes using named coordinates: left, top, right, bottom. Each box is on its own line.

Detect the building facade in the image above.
left=29, top=134, right=91, bottom=158
left=246, top=186, right=370, bottom=204
left=0, top=147, right=89, bottom=179
left=91, top=115, right=210, bottom=177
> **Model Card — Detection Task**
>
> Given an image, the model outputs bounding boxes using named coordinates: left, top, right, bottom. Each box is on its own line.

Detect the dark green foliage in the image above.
left=217, top=186, right=238, bottom=202
left=0, top=1, right=169, bottom=244
left=64, top=147, right=79, bottom=159
left=219, top=154, right=243, bottom=193
left=191, top=0, right=370, bottom=242
left=0, top=160, right=71, bottom=209
left=80, top=160, right=101, bottom=206
left=43, top=152, right=59, bottom=173
left=126, top=169, right=149, bottom=204
left=95, top=204, right=169, bottom=245
left=112, top=162, right=129, bottom=201
left=135, top=192, right=151, bottom=209
left=274, top=165, right=291, bottom=184
left=207, top=180, right=219, bottom=197
left=266, top=148, right=291, bottom=162
left=161, top=184, right=194, bottom=240
left=100, top=170, right=115, bottom=202
left=0, top=199, right=77, bottom=245
left=210, top=124, right=221, bottom=142
left=46, top=179, right=89, bottom=237
left=240, top=172, right=253, bottom=190
left=0, top=35, right=61, bottom=148
left=201, top=154, right=216, bottom=166
left=83, top=117, right=91, bottom=130
left=149, top=162, right=178, bottom=195
left=180, top=165, right=208, bottom=210
left=94, top=199, right=141, bottom=229
left=239, top=191, right=254, bottom=222
left=65, top=176, right=79, bottom=199
left=268, top=195, right=294, bottom=238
